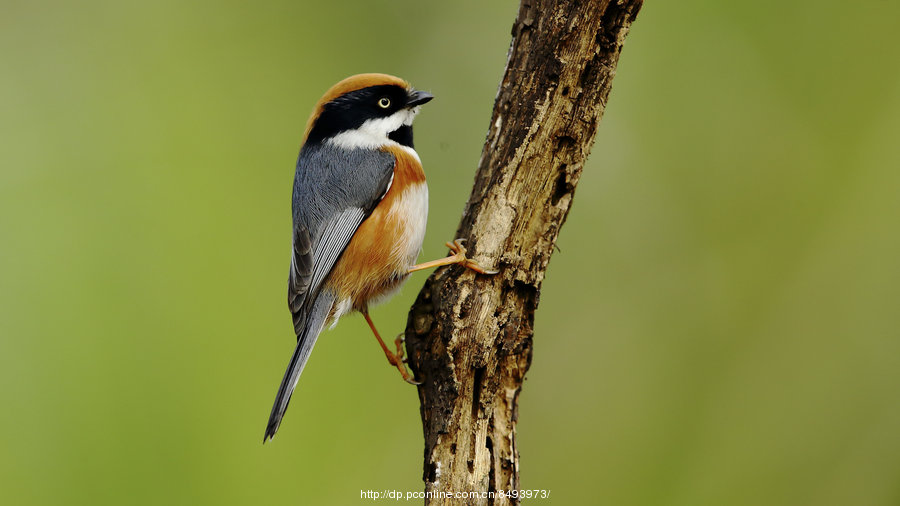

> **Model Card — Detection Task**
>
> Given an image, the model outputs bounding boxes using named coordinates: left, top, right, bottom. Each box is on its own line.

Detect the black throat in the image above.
left=388, top=125, right=414, bottom=148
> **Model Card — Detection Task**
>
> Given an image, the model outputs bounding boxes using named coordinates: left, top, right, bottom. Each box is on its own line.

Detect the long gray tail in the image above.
left=264, top=291, right=334, bottom=442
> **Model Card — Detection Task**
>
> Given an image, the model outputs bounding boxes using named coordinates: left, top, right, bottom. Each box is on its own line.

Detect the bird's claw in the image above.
left=445, top=239, right=499, bottom=275
left=394, top=334, right=407, bottom=363
left=390, top=333, right=420, bottom=384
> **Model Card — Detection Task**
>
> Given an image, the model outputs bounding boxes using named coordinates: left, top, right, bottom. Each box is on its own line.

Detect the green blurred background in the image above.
left=2, top=0, right=899, bottom=504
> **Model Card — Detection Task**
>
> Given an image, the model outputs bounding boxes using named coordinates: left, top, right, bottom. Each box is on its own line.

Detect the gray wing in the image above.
left=289, top=208, right=365, bottom=334
left=266, top=143, right=396, bottom=441
left=288, top=226, right=312, bottom=315
left=287, top=144, right=395, bottom=335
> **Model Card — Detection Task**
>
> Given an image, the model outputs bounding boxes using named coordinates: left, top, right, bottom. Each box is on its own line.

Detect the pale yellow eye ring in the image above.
left=378, top=97, right=391, bottom=109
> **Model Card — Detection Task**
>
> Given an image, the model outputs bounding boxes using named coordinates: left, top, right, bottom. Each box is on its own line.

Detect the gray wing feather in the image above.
left=308, top=208, right=365, bottom=299
left=290, top=208, right=365, bottom=335
left=288, top=227, right=312, bottom=315
left=287, top=144, right=395, bottom=335
left=266, top=143, right=395, bottom=441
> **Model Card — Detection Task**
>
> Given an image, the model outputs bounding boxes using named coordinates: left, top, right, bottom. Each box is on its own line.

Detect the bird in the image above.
left=264, top=73, right=496, bottom=442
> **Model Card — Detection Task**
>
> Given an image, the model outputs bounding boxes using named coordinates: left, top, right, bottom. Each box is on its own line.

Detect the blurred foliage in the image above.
left=2, top=0, right=899, bottom=504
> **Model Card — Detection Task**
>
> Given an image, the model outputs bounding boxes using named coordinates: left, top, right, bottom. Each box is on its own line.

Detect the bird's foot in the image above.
left=385, top=334, right=420, bottom=385
left=445, top=239, right=499, bottom=275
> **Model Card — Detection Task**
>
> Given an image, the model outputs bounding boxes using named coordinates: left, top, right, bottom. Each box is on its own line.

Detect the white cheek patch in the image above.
left=327, top=108, right=420, bottom=151
left=403, top=106, right=421, bottom=126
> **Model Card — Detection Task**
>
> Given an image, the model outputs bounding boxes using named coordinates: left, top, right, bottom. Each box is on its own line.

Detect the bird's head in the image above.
left=303, top=73, right=434, bottom=150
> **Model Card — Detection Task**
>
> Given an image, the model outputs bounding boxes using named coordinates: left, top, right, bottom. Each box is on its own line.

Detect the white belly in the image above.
left=388, top=181, right=429, bottom=267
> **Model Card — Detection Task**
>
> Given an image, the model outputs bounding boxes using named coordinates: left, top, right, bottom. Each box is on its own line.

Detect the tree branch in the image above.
left=404, top=0, right=642, bottom=502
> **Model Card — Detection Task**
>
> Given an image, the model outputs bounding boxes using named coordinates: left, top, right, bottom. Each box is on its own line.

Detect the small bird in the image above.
left=264, top=74, right=495, bottom=441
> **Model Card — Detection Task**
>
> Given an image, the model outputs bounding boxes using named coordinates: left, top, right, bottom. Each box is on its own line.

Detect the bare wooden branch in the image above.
left=404, top=0, right=643, bottom=502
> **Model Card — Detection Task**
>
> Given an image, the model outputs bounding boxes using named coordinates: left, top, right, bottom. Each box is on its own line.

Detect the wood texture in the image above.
left=404, top=0, right=643, bottom=503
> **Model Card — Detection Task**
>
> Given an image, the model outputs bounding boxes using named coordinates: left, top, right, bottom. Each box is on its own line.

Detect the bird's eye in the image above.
left=377, top=97, right=391, bottom=109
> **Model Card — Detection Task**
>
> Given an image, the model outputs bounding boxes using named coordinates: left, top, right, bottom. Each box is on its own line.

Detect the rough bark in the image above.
left=404, top=0, right=642, bottom=503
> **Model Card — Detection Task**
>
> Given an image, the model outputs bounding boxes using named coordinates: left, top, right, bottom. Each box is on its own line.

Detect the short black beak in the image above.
left=407, top=90, right=434, bottom=107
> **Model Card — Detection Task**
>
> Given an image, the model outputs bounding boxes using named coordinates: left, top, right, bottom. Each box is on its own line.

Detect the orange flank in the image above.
left=327, top=146, right=426, bottom=311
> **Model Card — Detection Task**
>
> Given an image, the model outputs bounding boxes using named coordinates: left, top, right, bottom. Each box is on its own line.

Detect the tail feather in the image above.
left=264, top=291, right=334, bottom=442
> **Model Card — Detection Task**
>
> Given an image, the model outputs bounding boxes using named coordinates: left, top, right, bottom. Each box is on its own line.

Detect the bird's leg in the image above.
left=363, top=311, right=420, bottom=385
left=408, top=239, right=499, bottom=275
